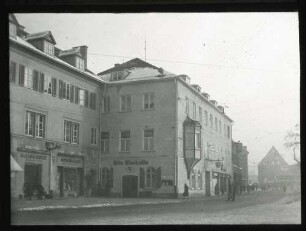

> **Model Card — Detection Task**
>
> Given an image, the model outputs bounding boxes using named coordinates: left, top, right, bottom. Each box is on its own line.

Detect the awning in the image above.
left=11, top=155, right=23, bottom=172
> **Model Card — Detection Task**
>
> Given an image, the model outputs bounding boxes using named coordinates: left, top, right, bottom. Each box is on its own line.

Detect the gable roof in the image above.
left=9, top=14, right=22, bottom=27
left=258, top=146, right=288, bottom=166
left=59, top=47, right=81, bottom=57
left=97, top=58, right=160, bottom=76
left=25, top=31, right=56, bottom=44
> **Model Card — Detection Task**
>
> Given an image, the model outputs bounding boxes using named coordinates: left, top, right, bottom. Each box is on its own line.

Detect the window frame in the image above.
left=120, top=130, right=131, bottom=152
left=91, top=128, right=97, bottom=145
left=120, top=95, right=131, bottom=112
left=143, top=128, right=154, bottom=151
left=101, top=97, right=110, bottom=114
left=143, top=92, right=154, bottom=110
left=63, top=120, right=80, bottom=144
left=43, top=41, right=54, bottom=56
left=75, top=56, right=85, bottom=71
left=25, top=110, right=46, bottom=138
left=101, top=132, right=110, bottom=154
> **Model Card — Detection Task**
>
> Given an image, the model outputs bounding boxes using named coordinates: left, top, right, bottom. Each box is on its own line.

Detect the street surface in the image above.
left=11, top=191, right=301, bottom=225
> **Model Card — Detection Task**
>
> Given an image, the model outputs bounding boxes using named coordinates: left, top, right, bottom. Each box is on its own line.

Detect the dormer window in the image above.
left=111, top=71, right=124, bottom=81
left=75, top=56, right=84, bottom=71
left=9, top=22, right=17, bottom=38
left=44, top=41, right=54, bottom=56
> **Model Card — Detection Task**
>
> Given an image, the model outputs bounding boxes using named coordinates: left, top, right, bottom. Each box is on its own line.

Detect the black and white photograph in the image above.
left=9, top=11, right=301, bottom=225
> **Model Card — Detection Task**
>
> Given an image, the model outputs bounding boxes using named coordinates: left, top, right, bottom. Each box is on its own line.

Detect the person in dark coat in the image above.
left=23, top=179, right=32, bottom=200
left=183, top=183, right=189, bottom=199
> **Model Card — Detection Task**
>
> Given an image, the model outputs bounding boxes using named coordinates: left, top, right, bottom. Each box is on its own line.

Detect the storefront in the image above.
left=100, top=158, right=175, bottom=198
left=56, top=155, right=84, bottom=197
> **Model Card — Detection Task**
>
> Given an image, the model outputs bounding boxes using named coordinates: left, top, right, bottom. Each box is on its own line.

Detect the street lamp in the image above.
left=46, top=142, right=61, bottom=197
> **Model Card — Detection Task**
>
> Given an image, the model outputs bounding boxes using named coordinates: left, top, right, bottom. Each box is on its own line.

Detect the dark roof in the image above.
left=97, top=58, right=160, bottom=76
left=258, top=146, right=287, bottom=166
left=25, top=31, right=56, bottom=44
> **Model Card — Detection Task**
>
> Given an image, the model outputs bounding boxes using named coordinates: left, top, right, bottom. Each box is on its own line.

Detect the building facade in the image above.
left=97, top=59, right=233, bottom=198
left=9, top=14, right=104, bottom=198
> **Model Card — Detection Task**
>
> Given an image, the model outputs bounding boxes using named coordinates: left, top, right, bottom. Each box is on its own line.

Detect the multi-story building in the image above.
left=232, top=141, right=249, bottom=193
left=97, top=58, right=233, bottom=198
left=10, top=14, right=233, bottom=199
left=9, top=14, right=104, bottom=198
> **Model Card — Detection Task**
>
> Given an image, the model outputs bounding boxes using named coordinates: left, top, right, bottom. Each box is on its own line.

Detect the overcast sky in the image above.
left=14, top=13, right=300, bottom=166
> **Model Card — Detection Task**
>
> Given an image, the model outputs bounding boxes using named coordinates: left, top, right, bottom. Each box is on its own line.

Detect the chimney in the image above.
left=210, top=100, right=218, bottom=107
left=74, top=45, right=88, bottom=69
left=179, top=74, right=190, bottom=84
left=191, top=84, right=201, bottom=93
left=201, top=92, right=210, bottom=100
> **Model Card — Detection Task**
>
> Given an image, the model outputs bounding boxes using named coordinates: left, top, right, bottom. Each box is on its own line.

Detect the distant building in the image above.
left=232, top=141, right=249, bottom=193
left=258, top=146, right=300, bottom=191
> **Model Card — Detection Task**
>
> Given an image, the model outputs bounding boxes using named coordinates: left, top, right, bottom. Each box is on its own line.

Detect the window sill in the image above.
left=118, top=151, right=131, bottom=153
left=118, top=110, right=132, bottom=113
left=141, top=109, right=155, bottom=112
left=142, top=150, right=155, bottom=152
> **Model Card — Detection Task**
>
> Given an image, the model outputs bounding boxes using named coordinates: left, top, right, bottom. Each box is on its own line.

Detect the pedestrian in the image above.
left=183, top=183, right=189, bottom=199
left=227, top=179, right=232, bottom=201
left=231, top=182, right=236, bottom=201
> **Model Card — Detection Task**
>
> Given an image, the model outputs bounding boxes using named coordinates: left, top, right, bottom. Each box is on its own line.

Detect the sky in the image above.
left=14, top=13, right=300, bottom=166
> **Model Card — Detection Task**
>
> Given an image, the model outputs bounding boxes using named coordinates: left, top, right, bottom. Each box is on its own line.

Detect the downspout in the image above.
left=174, top=78, right=178, bottom=198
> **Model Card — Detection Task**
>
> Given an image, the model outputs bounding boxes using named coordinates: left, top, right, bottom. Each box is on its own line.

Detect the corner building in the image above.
left=9, top=14, right=104, bottom=198
left=97, top=59, right=233, bottom=198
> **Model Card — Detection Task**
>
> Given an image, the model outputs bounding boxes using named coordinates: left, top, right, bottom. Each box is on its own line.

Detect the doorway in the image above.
left=122, top=175, right=138, bottom=197
left=24, top=164, right=42, bottom=188
left=205, top=171, right=211, bottom=196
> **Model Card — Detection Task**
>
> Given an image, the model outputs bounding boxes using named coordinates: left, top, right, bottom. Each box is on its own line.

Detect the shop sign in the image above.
left=113, top=160, right=149, bottom=166
left=58, top=157, right=83, bottom=168
left=20, top=153, right=47, bottom=162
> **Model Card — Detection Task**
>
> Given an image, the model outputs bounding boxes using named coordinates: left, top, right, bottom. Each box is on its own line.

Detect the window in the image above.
left=79, top=89, right=85, bottom=106
left=111, top=71, right=124, bottom=81
left=100, top=167, right=113, bottom=187
left=91, top=128, right=97, bottom=145
left=9, top=61, right=17, bottom=83
left=227, top=126, right=230, bottom=139
left=185, top=97, right=189, bottom=114
left=75, top=57, right=84, bottom=71
left=89, top=92, right=96, bottom=110
left=43, top=74, right=57, bottom=96
left=24, top=67, right=33, bottom=89
left=219, top=120, right=221, bottom=134
left=120, top=95, right=131, bottom=112
left=195, top=127, right=201, bottom=149
left=210, top=114, right=213, bottom=128
left=101, top=97, right=110, bottom=114
left=224, top=124, right=226, bottom=137
left=190, top=169, right=196, bottom=189
left=101, top=132, right=110, bottom=154
left=140, top=167, right=161, bottom=189
left=59, top=80, right=71, bottom=101
left=64, top=168, right=77, bottom=191
left=215, top=117, right=218, bottom=131
left=64, top=120, right=80, bottom=144
left=146, top=167, right=156, bottom=188
left=120, top=130, right=130, bottom=152
left=205, top=111, right=208, bottom=126
left=199, top=107, right=202, bottom=124
left=144, top=128, right=154, bottom=151
left=192, top=102, right=196, bottom=119
left=25, top=111, right=45, bottom=138
left=143, top=92, right=154, bottom=110
left=9, top=22, right=17, bottom=38
left=44, top=41, right=54, bottom=56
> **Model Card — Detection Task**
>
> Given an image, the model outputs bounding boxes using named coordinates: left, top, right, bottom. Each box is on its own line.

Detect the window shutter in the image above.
left=92, top=93, right=96, bottom=110
left=156, top=167, right=161, bottom=188
left=39, top=73, right=44, bottom=93
left=59, top=80, right=63, bottom=99
left=33, top=70, right=39, bottom=91
left=140, top=167, right=145, bottom=189
left=10, top=62, right=17, bottom=83
left=19, top=64, right=25, bottom=86
left=52, top=78, right=57, bottom=96
left=75, top=86, right=79, bottom=104
left=85, top=90, right=89, bottom=107
left=70, top=85, right=75, bottom=103
left=109, top=168, right=113, bottom=188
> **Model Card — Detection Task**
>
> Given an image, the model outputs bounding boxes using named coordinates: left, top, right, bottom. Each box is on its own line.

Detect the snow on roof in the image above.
left=11, top=36, right=104, bottom=83
left=59, top=47, right=81, bottom=57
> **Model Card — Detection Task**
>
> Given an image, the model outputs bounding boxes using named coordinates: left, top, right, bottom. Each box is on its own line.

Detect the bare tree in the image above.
left=284, top=124, right=300, bottom=165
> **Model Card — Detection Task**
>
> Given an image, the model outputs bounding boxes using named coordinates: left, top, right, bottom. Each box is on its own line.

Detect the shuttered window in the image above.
left=101, top=97, right=110, bottom=114
left=9, top=61, right=17, bottom=83
left=141, top=167, right=161, bottom=189
left=89, top=92, right=96, bottom=110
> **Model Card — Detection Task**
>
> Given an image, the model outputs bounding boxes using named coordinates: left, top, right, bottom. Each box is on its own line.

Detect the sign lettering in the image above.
left=20, top=153, right=47, bottom=160
left=113, top=160, right=149, bottom=166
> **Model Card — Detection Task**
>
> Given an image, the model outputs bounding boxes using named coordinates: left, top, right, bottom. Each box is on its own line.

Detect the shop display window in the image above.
left=64, top=168, right=77, bottom=191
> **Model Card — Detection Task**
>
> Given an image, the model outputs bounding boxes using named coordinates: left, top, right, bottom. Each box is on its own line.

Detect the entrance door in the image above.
left=205, top=171, right=210, bottom=196
left=122, top=175, right=138, bottom=197
left=24, top=164, right=42, bottom=188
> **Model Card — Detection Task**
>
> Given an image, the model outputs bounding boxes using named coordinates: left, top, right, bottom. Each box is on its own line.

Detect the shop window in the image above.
left=91, top=128, right=97, bottom=145
left=25, top=110, right=46, bottom=138
left=100, top=167, right=113, bottom=187
left=101, top=97, right=110, bottom=114
left=120, top=95, right=131, bottom=112
left=140, top=167, right=161, bottom=189
left=64, top=168, right=77, bottom=191
left=120, top=130, right=130, bottom=152
left=143, top=128, right=154, bottom=151
left=101, top=132, right=110, bottom=153
left=143, top=92, right=154, bottom=110
left=64, top=120, right=80, bottom=144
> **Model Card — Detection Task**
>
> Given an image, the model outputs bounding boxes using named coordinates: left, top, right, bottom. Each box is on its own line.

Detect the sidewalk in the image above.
left=11, top=191, right=259, bottom=212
